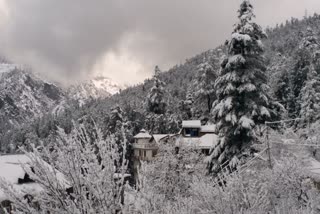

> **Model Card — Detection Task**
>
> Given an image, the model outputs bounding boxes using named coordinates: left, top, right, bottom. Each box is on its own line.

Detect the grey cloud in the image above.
left=0, top=0, right=319, bottom=85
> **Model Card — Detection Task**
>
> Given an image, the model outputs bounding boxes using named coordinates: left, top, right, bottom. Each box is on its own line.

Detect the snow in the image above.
left=0, top=63, right=17, bottom=76
left=113, top=173, right=131, bottom=179
left=0, top=154, right=69, bottom=202
left=68, top=76, right=122, bottom=105
left=239, top=116, right=255, bottom=129
left=243, top=23, right=254, bottom=33
left=182, top=120, right=201, bottom=128
left=176, top=134, right=218, bottom=149
left=0, top=155, right=41, bottom=201
left=0, top=155, right=30, bottom=183
left=227, top=54, right=246, bottom=65
left=224, top=97, right=233, bottom=110
left=239, top=83, right=256, bottom=93
left=92, top=77, right=121, bottom=95
left=200, top=125, right=216, bottom=133
left=308, top=159, right=320, bottom=182
left=134, top=129, right=152, bottom=139
left=260, top=106, right=271, bottom=117
left=232, top=33, right=251, bottom=42
left=225, top=83, right=236, bottom=92
left=199, top=134, right=218, bottom=148
left=152, top=134, right=172, bottom=144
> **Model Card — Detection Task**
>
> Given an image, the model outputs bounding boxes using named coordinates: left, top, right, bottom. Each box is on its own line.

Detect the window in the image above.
left=139, top=150, right=146, bottom=158
left=184, top=128, right=199, bottom=137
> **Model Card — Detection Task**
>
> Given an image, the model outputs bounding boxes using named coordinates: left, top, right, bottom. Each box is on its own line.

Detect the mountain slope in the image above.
left=67, top=76, right=121, bottom=106
left=0, top=64, right=64, bottom=126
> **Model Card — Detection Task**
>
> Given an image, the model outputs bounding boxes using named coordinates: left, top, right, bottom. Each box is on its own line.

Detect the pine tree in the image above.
left=210, top=1, right=278, bottom=172
left=273, top=57, right=296, bottom=118
left=179, top=88, right=194, bottom=120
left=194, top=58, right=217, bottom=112
left=146, top=66, right=167, bottom=115
left=108, top=105, right=124, bottom=134
left=291, top=27, right=319, bottom=118
left=299, top=53, right=320, bottom=125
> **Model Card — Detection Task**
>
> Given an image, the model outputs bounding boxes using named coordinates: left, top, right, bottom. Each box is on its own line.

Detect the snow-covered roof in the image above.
left=152, top=134, right=177, bottom=144
left=0, top=154, right=69, bottom=202
left=152, top=134, right=169, bottom=144
left=199, top=134, right=218, bottom=148
left=0, top=155, right=42, bottom=202
left=176, top=134, right=218, bottom=149
left=0, top=155, right=30, bottom=183
left=200, top=125, right=216, bottom=133
left=182, top=120, right=201, bottom=128
left=134, top=129, right=152, bottom=139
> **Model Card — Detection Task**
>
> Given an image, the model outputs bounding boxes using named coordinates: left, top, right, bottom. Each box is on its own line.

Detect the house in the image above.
left=177, top=120, right=218, bottom=155
left=0, top=154, right=69, bottom=214
left=132, top=129, right=178, bottom=180
left=133, top=130, right=179, bottom=161
left=180, top=120, right=216, bottom=137
left=133, top=120, right=218, bottom=161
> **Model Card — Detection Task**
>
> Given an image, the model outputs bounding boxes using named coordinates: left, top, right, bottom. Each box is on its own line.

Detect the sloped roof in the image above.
left=0, top=155, right=41, bottom=201
left=0, top=154, right=69, bottom=202
left=134, top=129, right=152, bottom=139
left=199, top=134, right=218, bottom=148
left=200, top=125, right=216, bottom=133
left=152, top=134, right=169, bottom=144
left=182, top=120, right=201, bottom=128
left=152, top=134, right=177, bottom=144
left=176, top=134, right=218, bottom=149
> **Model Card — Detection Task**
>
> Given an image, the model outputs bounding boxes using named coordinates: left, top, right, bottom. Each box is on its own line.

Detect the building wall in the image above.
left=135, top=138, right=150, bottom=144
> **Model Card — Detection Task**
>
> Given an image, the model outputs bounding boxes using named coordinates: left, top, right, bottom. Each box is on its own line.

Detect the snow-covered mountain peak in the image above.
left=67, top=76, right=122, bottom=105
left=0, top=63, right=19, bottom=75
left=91, top=76, right=121, bottom=95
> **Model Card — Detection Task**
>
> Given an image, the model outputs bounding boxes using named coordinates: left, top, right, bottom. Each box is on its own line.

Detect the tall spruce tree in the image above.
left=299, top=64, right=320, bottom=125
left=290, top=27, right=319, bottom=118
left=179, top=87, right=194, bottom=120
left=146, top=66, right=167, bottom=115
left=210, top=0, right=278, bottom=172
left=194, top=58, right=217, bottom=112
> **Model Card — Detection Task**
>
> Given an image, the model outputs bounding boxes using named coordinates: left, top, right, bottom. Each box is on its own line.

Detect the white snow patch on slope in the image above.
left=0, top=63, right=17, bottom=77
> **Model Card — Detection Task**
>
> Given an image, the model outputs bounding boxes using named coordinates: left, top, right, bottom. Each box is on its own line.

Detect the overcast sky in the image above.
left=0, top=0, right=319, bottom=86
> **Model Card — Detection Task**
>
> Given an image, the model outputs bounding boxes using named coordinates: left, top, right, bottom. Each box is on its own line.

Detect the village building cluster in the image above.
left=132, top=120, right=218, bottom=177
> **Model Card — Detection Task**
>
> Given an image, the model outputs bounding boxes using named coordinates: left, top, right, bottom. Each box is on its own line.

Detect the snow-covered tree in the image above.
left=128, top=143, right=205, bottom=213
left=210, top=1, right=278, bottom=172
left=179, top=88, right=194, bottom=120
left=0, top=124, right=130, bottom=213
left=108, top=105, right=124, bottom=133
left=300, top=27, right=319, bottom=50
left=291, top=27, right=319, bottom=118
left=299, top=57, right=320, bottom=125
left=194, top=58, right=217, bottom=112
left=145, top=113, right=179, bottom=134
left=146, top=66, right=167, bottom=115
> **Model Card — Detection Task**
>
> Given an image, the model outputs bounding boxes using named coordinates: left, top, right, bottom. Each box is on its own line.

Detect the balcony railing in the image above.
left=132, top=143, right=158, bottom=150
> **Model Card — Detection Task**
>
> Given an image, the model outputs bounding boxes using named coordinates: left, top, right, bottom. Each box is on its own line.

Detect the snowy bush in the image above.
left=0, top=123, right=130, bottom=214
left=128, top=153, right=320, bottom=214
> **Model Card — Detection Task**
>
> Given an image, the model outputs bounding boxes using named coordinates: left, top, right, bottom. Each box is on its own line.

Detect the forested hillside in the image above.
left=2, top=13, right=320, bottom=154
